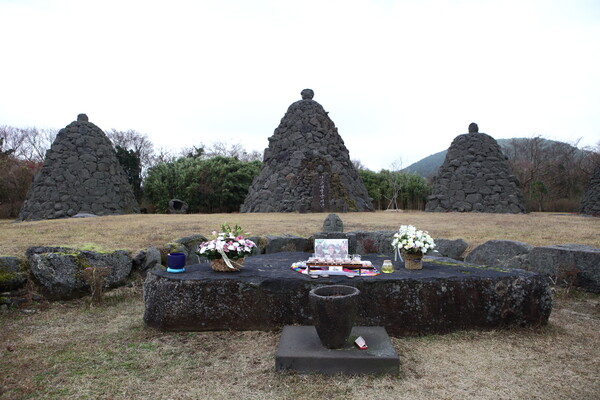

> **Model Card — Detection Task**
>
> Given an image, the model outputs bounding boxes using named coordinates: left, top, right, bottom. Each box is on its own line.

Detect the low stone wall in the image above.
left=2, top=232, right=599, bottom=308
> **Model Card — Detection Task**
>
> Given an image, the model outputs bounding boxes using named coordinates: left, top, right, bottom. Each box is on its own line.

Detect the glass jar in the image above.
left=381, top=259, right=394, bottom=273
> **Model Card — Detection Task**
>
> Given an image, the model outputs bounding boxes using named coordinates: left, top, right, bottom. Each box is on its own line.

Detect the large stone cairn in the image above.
left=425, top=123, right=526, bottom=213
left=580, top=163, right=600, bottom=216
left=241, top=89, right=373, bottom=212
left=18, top=114, right=140, bottom=221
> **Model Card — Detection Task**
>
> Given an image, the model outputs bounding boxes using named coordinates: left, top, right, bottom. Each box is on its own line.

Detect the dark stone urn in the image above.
left=309, top=285, right=360, bottom=349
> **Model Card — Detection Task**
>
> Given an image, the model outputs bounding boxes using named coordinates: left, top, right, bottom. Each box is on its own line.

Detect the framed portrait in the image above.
left=314, top=239, right=349, bottom=259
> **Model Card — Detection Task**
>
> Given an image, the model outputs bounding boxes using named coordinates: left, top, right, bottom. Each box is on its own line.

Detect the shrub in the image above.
left=143, top=156, right=261, bottom=213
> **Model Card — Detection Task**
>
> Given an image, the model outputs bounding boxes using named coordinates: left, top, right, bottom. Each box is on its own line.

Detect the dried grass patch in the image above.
left=1, top=288, right=599, bottom=400
left=1, top=212, right=598, bottom=257
left=1, top=211, right=599, bottom=398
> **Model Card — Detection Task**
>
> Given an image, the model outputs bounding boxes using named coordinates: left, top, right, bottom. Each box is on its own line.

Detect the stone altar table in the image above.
left=143, top=252, right=552, bottom=336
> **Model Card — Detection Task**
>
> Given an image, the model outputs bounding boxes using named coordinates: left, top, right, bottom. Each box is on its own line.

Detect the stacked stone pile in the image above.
left=18, top=114, right=140, bottom=221
left=425, top=123, right=526, bottom=213
left=580, top=164, right=600, bottom=216
left=241, top=89, right=373, bottom=212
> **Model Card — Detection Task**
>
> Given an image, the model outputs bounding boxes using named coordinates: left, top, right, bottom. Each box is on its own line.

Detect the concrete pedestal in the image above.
left=276, top=326, right=399, bottom=375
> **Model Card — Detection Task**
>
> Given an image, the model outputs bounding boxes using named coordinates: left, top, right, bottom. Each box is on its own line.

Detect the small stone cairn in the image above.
left=18, top=114, right=140, bottom=221
left=425, top=123, right=526, bottom=213
left=580, top=163, right=600, bottom=216
left=241, top=89, right=373, bottom=212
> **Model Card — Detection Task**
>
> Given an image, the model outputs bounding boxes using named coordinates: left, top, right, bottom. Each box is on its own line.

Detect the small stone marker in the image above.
left=168, top=199, right=189, bottom=214
left=322, top=213, right=343, bottom=232
left=275, top=325, right=399, bottom=375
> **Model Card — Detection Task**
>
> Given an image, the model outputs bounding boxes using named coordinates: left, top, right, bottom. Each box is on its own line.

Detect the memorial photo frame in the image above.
left=314, top=239, right=349, bottom=259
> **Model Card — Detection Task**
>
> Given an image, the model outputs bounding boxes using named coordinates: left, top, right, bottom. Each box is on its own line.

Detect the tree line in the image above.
left=502, top=137, right=599, bottom=212
left=358, top=168, right=431, bottom=210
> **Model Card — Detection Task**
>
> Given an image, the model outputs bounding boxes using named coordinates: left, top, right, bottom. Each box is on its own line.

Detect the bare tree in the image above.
left=0, top=126, right=56, bottom=163
left=385, top=159, right=403, bottom=211
left=106, top=129, right=156, bottom=172
left=204, top=141, right=262, bottom=162
left=153, top=146, right=179, bottom=164
left=505, top=136, right=592, bottom=211
left=352, top=158, right=367, bottom=171
left=580, top=140, right=600, bottom=176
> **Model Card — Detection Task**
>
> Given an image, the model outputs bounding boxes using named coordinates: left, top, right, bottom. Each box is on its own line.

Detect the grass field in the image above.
left=1, top=212, right=599, bottom=399
left=1, top=211, right=599, bottom=257
left=1, top=285, right=598, bottom=399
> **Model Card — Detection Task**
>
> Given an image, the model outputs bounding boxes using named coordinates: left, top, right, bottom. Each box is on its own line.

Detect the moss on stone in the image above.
left=428, top=258, right=511, bottom=273
left=0, top=270, right=19, bottom=283
left=56, top=243, right=116, bottom=254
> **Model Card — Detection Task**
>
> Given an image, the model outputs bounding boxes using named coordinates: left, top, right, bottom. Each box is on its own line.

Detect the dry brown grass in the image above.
left=1, top=286, right=598, bottom=400
left=1, top=212, right=599, bottom=399
left=1, top=211, right=599, bottom=257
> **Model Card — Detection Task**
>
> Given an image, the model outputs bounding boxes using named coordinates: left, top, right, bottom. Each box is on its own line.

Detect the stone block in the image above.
left=133, top=246, right=162, bottom=277
left=528, top=244, right=600, bottom=293
left=434, top=238, right=468, bottom=260
left=27, top=246, right=132, bottom=300
left=144, top=252, right=552, bottom=336
left=465, top=240, right=533, bottom=268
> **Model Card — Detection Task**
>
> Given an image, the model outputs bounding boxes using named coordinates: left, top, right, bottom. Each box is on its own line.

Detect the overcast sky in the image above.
left=1, top=0, right=599, bottom=170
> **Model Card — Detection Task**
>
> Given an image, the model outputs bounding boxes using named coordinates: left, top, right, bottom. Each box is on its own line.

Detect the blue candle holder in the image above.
left=167, top=252, right=186, bottom=273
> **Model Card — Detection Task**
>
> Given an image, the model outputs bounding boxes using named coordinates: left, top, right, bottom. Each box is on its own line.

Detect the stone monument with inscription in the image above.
left=580, top=164, right=600, bottom=216
left=241, top=89, right=373, bottom=212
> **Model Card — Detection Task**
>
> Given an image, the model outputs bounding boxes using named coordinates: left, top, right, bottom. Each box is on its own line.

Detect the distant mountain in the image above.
left=402, top=138, right=579, bottom=178
left=401, top=149, right=448, bottom=178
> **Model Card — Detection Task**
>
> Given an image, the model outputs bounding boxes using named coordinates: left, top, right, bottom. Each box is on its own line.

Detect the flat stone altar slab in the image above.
left=275, top=326, right=399, bottom=375
left=143, top=252, right=552, bottom=336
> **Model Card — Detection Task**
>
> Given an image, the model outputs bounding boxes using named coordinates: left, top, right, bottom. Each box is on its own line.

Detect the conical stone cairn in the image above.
left=18, top=114, right=140, bottom=221
left=425, top=123, right=526, bottom=213
left=241, top=89, right=373, bottom=213
left=580, top=163, right=600, bottom=216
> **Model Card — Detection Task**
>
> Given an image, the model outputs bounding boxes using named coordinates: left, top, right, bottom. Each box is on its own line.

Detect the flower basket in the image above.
left=210, top=257, right=245, bottom=272
left=391, top=225, right=435, bottom=271
left=197, top=223, right=256, bottom=273
left=403, top=252, right=423, bottom=270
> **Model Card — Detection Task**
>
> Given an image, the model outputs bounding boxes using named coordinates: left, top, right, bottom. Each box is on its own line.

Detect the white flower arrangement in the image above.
left=196, top=223, right=256, bottom=260
left=392, top=225, right=435, bottom=255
